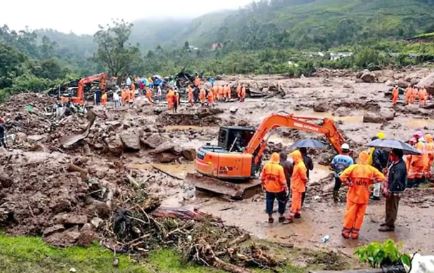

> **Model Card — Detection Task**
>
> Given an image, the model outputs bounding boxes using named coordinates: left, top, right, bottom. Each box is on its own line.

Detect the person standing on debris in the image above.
left=370, top=132, right=389, bottom=201
left=194, top=75, right=201, bottom=88
left=261, top=152, right=287, bottom=224
left=240, top=84, right=246, bottom=102
left=187, top=85, right=194, bottom=106
left=207, top=89, right=215, bottom=106
left=407, top=141, right=428, bottom=187
left=237, top=83, right=242, bottom=100
left=0, top=116, right=7, bottom=148
left=299, top=147, right=313, bottom=206
left=166, top=88, right=175, bottom=111
left=113, top=91, right=120, bottom=108
left=199, top=86, right=207, bottom=105
left=217, top=85, right=223, bottom=101
left=340, top=151, right=386, bottom=239
left=95, top=87, right=101, bottom=106
left=287, top=150, right=308, bottom=222
left=212, top=85, right=219, bottom=102
left=225, top=85, right=231, bottom=101
left=331, top=143, right=354, bottom=202
left=173, top=90, right=180, bottom=113
left=101, top=91, right=107, bottom=107
left=404, top=86, right=412, bottom=105
left=279, top=152, right=294, bottom=193
left=411, top=87, right=419, bottom=104
left=392, top=85, right=399, bottom=106
left=419, top=88, right=428, bottom=107
left=146, top=87, right=154, bottom=104
left=379, top=149, right=407, bottom=232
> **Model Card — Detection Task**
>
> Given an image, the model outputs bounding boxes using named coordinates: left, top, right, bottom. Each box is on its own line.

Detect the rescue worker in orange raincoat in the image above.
left=212, top=85, right=219, bottom=101
left=288, top=150, right=308, bottom=222
left=424, top=134, right=433, bottom=178
left=339, top=151, right=386, bottom=239
left=419, top=88, right=428, bottom=107
left=145, top=87, right=154, bottom=104
left=411, top=87, right=419, bottom=104
left=261, top=152, right=288, bottom=224
left=392, top=85, right=399, bottom=106
left=236, top=84, right=242, bottom=99
left=218, top=85, right=224, bottom=101
left=187, top=85, right=194, bottom=106
left=199, top=87, right=207, bottom=105
left=240, top=84, right=246, bottom=102
left=407, top=141, right=428, bottom=187
left=194, top=75, right=201, bottom=88
left=166, top=88, right=175, bottom=110
left=101, top=91, right=107, bottom=106
left=225, top=85, right=231, bottom=101
left=404, top=86, right=412, bottom=104
left=207, top=89, right=214, bottom=106
left=121, top=87, right=129, bottom=105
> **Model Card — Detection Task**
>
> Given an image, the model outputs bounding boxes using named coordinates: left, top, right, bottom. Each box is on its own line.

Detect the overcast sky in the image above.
left=1, top=0, right=253, bottom=34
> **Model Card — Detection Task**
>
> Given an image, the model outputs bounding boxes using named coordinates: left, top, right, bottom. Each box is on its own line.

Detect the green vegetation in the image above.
left=355, top=239, right=411, bottom=268
left=0, top=233, right=225, bottom=273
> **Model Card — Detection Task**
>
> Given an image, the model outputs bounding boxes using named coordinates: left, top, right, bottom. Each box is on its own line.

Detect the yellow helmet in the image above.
left=376, top=132, right=385, bottom=140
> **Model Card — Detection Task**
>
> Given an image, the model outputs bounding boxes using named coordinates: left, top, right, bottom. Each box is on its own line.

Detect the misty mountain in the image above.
left=37, top=0, right=434, bottom=55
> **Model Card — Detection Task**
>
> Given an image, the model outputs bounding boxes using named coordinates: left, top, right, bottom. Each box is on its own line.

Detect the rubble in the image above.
left=416, top=71, right=434, bottom=95
left=359, top=70, right=377, bottom=83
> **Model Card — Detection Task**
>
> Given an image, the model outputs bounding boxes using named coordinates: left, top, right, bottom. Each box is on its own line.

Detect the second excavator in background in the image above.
left=61, top=73, right=108, bottom=105
left=187, top=113, right=346, bottom=199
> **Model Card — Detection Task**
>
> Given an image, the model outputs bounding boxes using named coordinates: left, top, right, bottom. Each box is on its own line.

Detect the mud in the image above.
left=0, top=67, right=433, bottom=259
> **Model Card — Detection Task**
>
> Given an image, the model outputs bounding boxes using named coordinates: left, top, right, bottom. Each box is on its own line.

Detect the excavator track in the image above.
left=186, top=173, right=262, bottom=199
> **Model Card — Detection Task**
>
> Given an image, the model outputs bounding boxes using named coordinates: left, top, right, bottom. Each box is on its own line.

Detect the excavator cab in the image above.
left=218, top=126, right=255, bottom=152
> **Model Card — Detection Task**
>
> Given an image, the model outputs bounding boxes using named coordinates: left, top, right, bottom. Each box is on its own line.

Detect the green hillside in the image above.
left=179, top=0, right=434, bottom=50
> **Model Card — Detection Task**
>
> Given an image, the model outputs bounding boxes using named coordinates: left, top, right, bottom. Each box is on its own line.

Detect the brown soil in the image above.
left=0, top=67, right=433, bottom=269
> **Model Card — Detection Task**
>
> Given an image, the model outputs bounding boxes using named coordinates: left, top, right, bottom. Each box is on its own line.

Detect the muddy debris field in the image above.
left=0, top=67, right=433, bottom=272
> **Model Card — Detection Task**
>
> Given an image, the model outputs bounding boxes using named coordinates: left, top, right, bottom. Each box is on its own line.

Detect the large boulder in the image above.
left=360, top=70, right=377, bottom=83
left=141, top=133, right=168, bottom=149
left=417, top=72, right=434, bottom=95
left=313, top=101, right=329, bottom=112
left=397, top=79, right=410, bottom=88
left=363, top=109, right=395, bottom=123
left=120, top=130, right=141, bottom=151
left=105, top=136, right=123, bottom=156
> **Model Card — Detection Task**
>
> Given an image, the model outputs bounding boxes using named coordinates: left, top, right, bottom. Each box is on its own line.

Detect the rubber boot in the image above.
left=341, top=228, right=351, bottom=239
left=351, top=229, right=360, bottom=240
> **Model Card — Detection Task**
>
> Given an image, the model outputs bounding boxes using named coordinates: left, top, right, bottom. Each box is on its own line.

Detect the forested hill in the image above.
left=175, top=0, right=434, bottom=50
left=35, top=0, right=434, bottom=52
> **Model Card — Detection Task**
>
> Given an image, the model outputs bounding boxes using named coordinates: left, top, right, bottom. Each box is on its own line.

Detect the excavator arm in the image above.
left=74, top=73, right=108, bottom=105
left=245, top=113, right=345, bottom=164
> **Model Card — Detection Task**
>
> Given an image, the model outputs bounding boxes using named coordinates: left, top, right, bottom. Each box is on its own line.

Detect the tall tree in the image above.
left=93, top=20, right=141, bottom=77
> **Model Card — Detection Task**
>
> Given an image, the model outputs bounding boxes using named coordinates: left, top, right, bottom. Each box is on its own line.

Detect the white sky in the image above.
left=0, top=0, right=253, bottom=34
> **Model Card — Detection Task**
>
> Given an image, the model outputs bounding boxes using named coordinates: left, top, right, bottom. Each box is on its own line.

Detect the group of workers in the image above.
left=391, top=85, right=430, bottom=106
left=262, top=130, right=433, bottom=240
left=93, top=75, right=247, bottom=112
left=185, top=83, right=247, bottom=107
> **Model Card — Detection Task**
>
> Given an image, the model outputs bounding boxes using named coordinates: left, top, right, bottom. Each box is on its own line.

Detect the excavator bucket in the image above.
left=185, top=173, right=262, bottom=199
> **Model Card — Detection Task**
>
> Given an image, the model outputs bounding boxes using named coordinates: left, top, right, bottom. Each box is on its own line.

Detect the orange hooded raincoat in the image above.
left=261, top=153, right=286, bottom=193
left=290, top=150, right=308, bottom=215
left=339, top=151, right=386, bottom=238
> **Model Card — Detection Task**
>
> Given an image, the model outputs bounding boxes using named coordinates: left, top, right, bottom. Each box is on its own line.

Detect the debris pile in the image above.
left=156, top=108, right=223, bottom=126
left=105, top=207, right=279, bottom=273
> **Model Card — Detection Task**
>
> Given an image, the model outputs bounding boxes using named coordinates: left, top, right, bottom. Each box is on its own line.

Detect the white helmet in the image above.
left=341, top=143, right=350, bottom=150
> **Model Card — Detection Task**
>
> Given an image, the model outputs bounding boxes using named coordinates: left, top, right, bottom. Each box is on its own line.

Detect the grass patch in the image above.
left=0, top=233, right=224, bottom=273
left=0, top=233, right=354, bottom=273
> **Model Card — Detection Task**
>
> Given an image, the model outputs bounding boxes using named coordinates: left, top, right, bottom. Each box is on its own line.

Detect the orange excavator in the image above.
left=187, top=113, right=345, bottom=198
left=61, top=73, right=107, bottom=105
